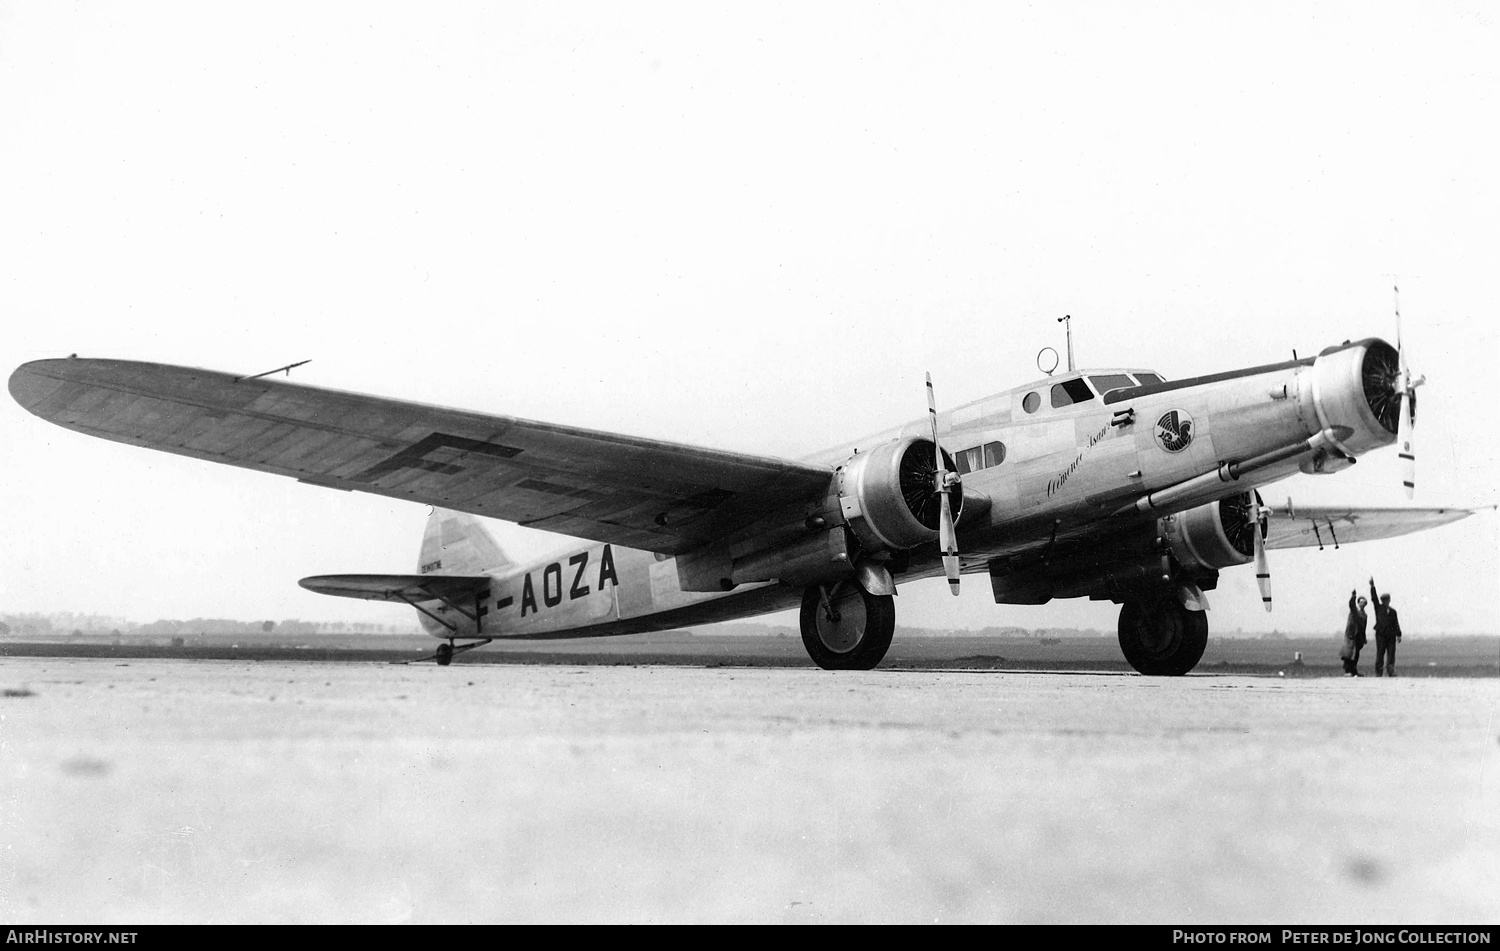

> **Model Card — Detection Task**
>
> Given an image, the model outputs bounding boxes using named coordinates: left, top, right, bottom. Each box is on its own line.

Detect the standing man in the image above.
left=1341, top=590, right=1368, bottom=676
left=1369, top=578, right=1403, bottom=677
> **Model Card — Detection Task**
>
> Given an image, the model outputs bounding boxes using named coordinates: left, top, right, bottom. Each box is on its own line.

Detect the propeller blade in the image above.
left=926, top=373, right=961, bottom=595
left=1396, top=337, right=1415, bottom=498
left=939, top=490, right=960, bottom=595
left=1397, top=388, right=1415, bottom=498
left=925, top=372, right=940, bottom=442
left=1251, top=493, right=1272, bottom=612
left=1394, top=283, right=1416, bottom=498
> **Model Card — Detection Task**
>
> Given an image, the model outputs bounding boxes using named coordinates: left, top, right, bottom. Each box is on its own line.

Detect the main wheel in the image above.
left=436, top=643, right=454, bottom=667
left=799, top=582, right=896, bottom=670
left=1118, top=594, right=1208, bottom=676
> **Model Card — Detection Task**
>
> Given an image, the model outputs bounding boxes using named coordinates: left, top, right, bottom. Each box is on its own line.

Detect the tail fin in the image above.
left=417, top=508, right=512, bottom=575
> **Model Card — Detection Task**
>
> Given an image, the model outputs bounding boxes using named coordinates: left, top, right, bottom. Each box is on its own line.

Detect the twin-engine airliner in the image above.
left=8, top=335, right=1470, bottom=674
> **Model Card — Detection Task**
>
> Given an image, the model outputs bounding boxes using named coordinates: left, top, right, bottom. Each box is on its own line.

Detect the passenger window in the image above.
left=1088, top=374, right=1135, bottom=396
left=983, top=441, right=1005, bottom=467
left=1022, top=392, right=1040, bottom=414
left=1135, top=372, right=1164, bottom=385
left=955, top=447, right=983, bottom=474
left=1050, top=378, right=1095, bottom=408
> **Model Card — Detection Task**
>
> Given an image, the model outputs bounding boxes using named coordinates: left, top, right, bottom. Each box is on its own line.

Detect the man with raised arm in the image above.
left=1369, top=578, right=1403, bottom=677
left=1341, top=590, right=1368, bottom=676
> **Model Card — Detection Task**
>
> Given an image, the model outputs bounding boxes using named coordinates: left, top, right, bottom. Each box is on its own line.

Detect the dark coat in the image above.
left=1370, top=581, right=1403, bottom=640
left=1345, top=592, right=1368, bottom=648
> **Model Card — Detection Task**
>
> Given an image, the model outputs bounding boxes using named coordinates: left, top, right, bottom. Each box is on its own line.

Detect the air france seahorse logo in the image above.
left=1155, top=410, right=1194, bottom=453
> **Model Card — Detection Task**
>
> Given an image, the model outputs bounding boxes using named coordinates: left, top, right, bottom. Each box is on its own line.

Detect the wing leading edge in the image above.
left=10, top=358, right=835, bottom=554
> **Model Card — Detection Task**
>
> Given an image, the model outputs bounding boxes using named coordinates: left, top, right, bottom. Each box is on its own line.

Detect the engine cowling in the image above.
left=835, top=436, right=963, bottom=553
left=1161, top=492, right=1257, bottom=573
left=1300, top=338, right=1408, bottom=457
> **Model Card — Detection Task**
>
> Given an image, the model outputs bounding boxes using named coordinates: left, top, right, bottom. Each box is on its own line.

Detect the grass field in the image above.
left=4, top=629, right=1496, bottom=676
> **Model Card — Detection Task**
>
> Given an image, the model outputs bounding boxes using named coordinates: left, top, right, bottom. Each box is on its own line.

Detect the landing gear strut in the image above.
left=799, top=582, right=895, bottom=670
left=1117, top=592, right=1208, bottom=676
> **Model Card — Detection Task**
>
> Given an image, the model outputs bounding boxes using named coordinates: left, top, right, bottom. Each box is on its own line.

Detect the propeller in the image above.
left=1250, top=491, right=1272, bottom=612
left=926, top=373, right=961, bottom=595
left=1394, top=284, right=1417, bottom=498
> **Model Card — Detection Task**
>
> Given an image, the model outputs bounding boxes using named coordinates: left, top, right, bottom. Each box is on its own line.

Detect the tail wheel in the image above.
left=1118, top=594, right=1208, bottom=676
left=799, top=582, right=896, bottom=671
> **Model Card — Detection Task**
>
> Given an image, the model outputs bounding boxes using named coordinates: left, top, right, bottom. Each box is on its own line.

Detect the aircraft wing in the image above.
left=299, top=573, right=493, bottom=603
left=1263, top=501, right=1476, bottom=550
left=10, top=358, right=834, bottom=555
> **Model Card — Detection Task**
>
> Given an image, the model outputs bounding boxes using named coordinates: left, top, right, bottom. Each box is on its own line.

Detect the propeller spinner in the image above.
left=926, top=373, right=961, bottom=595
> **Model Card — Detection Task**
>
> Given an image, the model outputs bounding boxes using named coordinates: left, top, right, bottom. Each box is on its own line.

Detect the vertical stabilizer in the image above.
left=418, top=508, right=512, bottom=575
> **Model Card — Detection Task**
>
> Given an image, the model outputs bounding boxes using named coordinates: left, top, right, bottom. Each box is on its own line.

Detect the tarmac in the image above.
left=1, top=656, right=1497, bottom=924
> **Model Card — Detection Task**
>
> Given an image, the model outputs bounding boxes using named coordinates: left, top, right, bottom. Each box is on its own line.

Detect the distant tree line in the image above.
left=133, top=618, right=323, bottom=636
left=1, top=613, right=419, bottom=637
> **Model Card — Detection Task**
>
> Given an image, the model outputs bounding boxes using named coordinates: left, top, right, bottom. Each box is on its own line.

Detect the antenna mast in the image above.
left=1057, top=314, right=1075, bottom=372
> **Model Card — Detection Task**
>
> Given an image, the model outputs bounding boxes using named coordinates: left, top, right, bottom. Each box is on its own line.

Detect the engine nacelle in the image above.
left=990, top=494, right=1257, bottom=604
left=1299, top=338, right=1407, bottom=457
left=1161, top=492, right=1257, bottom=573
left=835, top=436, right=963, bottom=553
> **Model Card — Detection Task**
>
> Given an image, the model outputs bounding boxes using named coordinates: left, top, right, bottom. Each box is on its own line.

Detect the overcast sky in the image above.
left=3, top=2, right=1496, bottom=636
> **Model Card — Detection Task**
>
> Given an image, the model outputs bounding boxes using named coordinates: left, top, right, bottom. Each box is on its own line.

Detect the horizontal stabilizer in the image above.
left=299, top=573, right=492, bottom=604
left=1265, top=502, right=1474, bottom=550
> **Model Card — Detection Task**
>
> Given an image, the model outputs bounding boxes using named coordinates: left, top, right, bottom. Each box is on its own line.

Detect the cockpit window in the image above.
left=1050, top=378, right=1095, bottom=408
left=1134, top=372, right=1164, bottom=385
left=1088, top=374, right=1136, bottom=396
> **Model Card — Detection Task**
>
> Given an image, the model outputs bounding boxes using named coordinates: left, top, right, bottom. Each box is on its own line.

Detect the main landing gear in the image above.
left=799, top=582, right=895, bottom=670
left=1117, top=591, right=1208, bottom=676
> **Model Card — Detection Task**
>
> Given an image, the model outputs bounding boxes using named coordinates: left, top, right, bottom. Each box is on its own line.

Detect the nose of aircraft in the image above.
left=1358, top=338, right=1408, bottom=436
left=1301, top=338, right=1405, bottom=459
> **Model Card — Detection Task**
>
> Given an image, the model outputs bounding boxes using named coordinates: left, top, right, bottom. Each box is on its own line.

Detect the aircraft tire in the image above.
left=1117, top=595, right=1208, bottom=676
left=799, top=582, right=896, bottom=671
left=436, top=643, right=454, bottom=667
